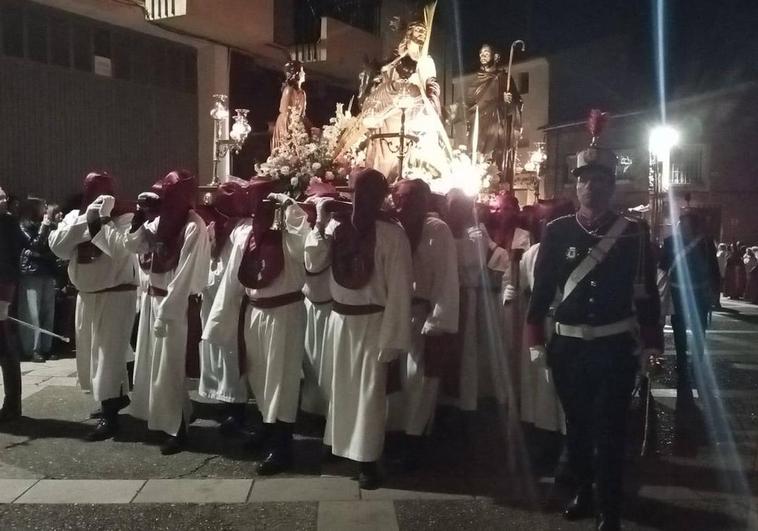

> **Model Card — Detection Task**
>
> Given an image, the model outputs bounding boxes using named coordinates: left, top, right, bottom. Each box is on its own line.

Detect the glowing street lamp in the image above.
left=648, top=124, right=680, bottom=240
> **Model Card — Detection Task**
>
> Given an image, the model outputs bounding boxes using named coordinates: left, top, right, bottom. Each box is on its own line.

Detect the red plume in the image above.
left=587, top=109, right=608, bottom=145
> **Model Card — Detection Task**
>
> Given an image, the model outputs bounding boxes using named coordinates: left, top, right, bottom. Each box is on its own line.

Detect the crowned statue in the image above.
left=271, top=59, right=309, bottom=152
left=336, top=2, right=452, bottom=183
left=466, top=43, right=523, bottom=178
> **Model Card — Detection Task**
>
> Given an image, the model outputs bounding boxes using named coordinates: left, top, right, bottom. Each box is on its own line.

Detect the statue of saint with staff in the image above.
left=466, top=42, right=524, bottom=184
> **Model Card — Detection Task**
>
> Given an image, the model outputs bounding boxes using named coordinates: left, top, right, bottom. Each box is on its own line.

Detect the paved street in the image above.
left=0, top=299, right=756, bottom=530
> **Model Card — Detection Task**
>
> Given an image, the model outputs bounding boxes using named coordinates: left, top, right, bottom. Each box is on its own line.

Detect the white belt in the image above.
left=554, top=317, right=637, bottom=340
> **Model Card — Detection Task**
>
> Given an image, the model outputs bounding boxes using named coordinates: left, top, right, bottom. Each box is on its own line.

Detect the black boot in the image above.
left=596, top=512, right=621, bottom=531
left=257, top=422, right=293, bottom=475
left=160, top=421, right=187, bottom=455
left=402, top=434, right=424, bottom=472
left=219, top=403, right=246, bottom=437
left=85, top=397, right=122, bottom=441
left=358, top=461, right=381, bottom=490
left=244, top=422, right=272, bottom=453
left=563, top=485, right=595, bottom=520
left=0, top=325, right=21, bottom=422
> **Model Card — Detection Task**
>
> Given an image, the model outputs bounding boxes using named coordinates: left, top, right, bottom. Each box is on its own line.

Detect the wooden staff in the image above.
left=502, top=40, right=526, bottom=187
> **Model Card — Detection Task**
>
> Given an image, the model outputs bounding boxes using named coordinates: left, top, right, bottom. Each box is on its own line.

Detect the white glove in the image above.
left=504, top=92, right=513, bottom=104
left=87, top=196, right=104, bottom=213
left=153, top=318, right=168, bottom=338
left=529, top=345, right=547, bottom=363
left=98, top=195, right=115, bottom=217
left=421, top=320, right=444, bottom=337
left=502, top=284, right=517, bottom=304
left=267, top=193, right=293, bottom=205
left=0, top=301, right=9, bottom=321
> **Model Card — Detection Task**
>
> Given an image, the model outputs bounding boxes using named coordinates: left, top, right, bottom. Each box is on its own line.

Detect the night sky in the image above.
left=441, top=0, right=758, bottom=94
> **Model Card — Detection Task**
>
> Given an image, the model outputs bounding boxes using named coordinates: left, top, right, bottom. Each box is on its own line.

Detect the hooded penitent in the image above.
left=150, top=170, right=197, bottom=274
left=332, top=168, right=390, bottom=289
left=394, top=178, right=431, bottom=254
left=488, top=191, right=520, bottom=249
left=445, top=188, right=475, bottom=239
left=77, top=172, right=115, bottom=263
left=237, top=179, right=283, bottom=289
left=208, top=177, right=251, bottom=261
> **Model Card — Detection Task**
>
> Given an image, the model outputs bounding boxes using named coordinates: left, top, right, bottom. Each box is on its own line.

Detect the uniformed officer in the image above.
left=526, top=143, right=663, bottom=531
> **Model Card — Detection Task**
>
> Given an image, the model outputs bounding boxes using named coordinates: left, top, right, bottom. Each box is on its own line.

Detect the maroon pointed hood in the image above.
left=208, top=177, right=251, bottom=260
left=150, top=170, right=197, bottom=274
left=332, top=168, right=389, bottom=289
left=238, top=179, right=284, bottom=289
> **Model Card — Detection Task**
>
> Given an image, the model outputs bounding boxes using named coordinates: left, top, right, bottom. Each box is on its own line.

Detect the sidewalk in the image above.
left=0, top=299, right=756, bottom=529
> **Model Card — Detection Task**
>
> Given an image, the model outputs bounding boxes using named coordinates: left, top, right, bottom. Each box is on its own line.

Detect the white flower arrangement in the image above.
left=255, top=103, right=361, bottom=196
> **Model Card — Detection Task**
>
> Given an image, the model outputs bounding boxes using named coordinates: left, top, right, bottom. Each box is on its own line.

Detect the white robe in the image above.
left=305, top=220, right=413, bottom=462
left=388, top=215, right=459, bottom=435
left=49, top=210, right=138, bottom=402
left=447, top=225, right=503, bottom=411
left=300, top=267, right=333, bottom=416
left=204, top=204, right=309, bottom=424
left=487, top=226, right=531, bottom=417
left=126, top=211, right=210, bottom=436
left=198, top=219, right=251, bottom=404
left=518, top=243, right=565, bottom=433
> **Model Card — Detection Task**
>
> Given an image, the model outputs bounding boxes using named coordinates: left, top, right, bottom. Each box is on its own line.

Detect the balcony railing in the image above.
left=145, top=0, right=187, bottom=21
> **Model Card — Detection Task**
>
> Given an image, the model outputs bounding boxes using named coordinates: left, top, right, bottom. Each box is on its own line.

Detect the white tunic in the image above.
left=300, top=266, right=333, bottom=416
left=126, top=211, right=210, bottom=436
left=518, top=243, right=565, bottom=433
left=449, top=225, right=505, bottom=411
left=204, top=204, right=309, bottom=424
left=305, top=220, right=413, bottom=462
left=49, top=211, right=138, bottom=402
left=388, top=215, right=459, bottom=435
left=198, top=219, right=252, bottom=403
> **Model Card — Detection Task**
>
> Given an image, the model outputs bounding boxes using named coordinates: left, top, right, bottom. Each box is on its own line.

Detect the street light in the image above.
left=210, top=94, right=251, bottom=186
left=648, top=124, right=680, bottom=240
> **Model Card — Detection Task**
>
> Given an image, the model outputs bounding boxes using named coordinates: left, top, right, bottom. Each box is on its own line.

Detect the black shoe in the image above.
left=256, top=448, right=293, bottom=476
left=402, top=435, right=424, bottom=472
left=160, top=425, right=187, bottom=455
left=563, top=488, right=595, bottom=520
left=85, top=418, right=118, bottom=441
left=0, top=405, right=21, bottom=423
left=89, top=408, right=103, bottom=419
left=219, top=415, right=244, bottom=437
left=358, top=462, right=381, bottom=490
left=32, top=352, right=46, bottom=363
left=596, top=513, right=621, bottom=531
left=47, top=353, right=59, bottom=361
left=243, top=426, right=271, bottom=453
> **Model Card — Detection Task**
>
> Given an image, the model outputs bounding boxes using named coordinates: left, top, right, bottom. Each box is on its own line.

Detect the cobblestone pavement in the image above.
left=0, top=299, right=756, bottom=530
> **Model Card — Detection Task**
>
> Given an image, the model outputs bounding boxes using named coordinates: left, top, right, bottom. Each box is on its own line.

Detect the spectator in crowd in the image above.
left=744, top=248, right=758, bottom=304
left=18, top=198, right=58, bottom=363
left=0, top=186, right=25, bottom=421
left=715, top=243, right=728, bottom=309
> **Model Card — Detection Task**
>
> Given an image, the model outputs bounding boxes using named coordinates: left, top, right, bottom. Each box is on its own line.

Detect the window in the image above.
left=2, top=6, right=24, bottom=57
left=72, top=24, right=91, bottom=72
left=518, top=72, right=529, bottom=95
left=671, top=144, right=706, bottom=188
left=49, top=18, right=71, bottom=67
left=26, top=11, right=48, bottom=63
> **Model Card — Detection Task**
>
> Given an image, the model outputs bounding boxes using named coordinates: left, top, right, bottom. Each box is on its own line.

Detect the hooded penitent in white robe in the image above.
left=204, top=204, right=310, bottom=424
left=518, top=243, right=565, bottom=433
left=49, top=211, right=138, bottom=402
left=446, top=224, right=505, bottom=411
left=126, top=211, right=210, bottom=436
left=305, top=220, right=413, bottom=462
left=198, top=219, right=251, bottom=404
left=486, top=226, right=531, bottom=417
left=388, top=215, right=459, bottom=435
left=300, top=266, right=333, bottom=416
